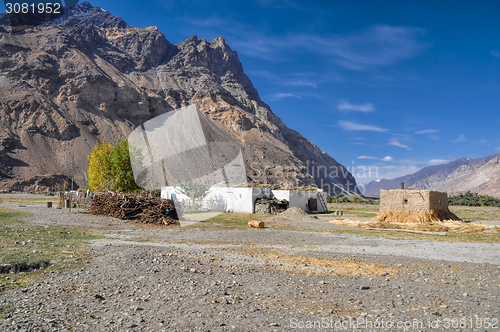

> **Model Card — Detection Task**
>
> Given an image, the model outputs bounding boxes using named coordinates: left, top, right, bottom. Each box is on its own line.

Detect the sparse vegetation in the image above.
left=180, top=212, right=293, bottom=231
left=327, top=194, right=379, bottom=204
left=0, top=208, right=99, bottom=292
left=448, top=191, right=500, bottom=207
left=0, top=196, right=59, bottom=204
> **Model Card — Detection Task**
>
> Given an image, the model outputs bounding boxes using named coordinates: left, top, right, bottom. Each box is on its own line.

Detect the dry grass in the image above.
left=329, top=218, right=500, bottom=234
left=372, top=210, right=462, bottom=223
left=237, top=247, right=398, bottom=277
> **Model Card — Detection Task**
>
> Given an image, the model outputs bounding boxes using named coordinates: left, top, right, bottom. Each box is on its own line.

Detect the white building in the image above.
left=160, top=186, right=328, bottom=214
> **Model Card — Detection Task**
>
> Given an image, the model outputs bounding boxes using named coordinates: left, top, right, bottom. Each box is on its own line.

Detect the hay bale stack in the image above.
left=90, top=192, right=179, bottom=226
left=372, top=210, right=462, bottom=224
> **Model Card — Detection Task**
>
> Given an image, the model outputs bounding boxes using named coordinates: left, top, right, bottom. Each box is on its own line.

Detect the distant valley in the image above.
left=363, top=153, right=500, bottom=198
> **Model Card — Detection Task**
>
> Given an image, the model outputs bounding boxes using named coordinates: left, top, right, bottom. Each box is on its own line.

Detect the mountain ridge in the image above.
left=363, top=153, right=500, bottom=198
left=0, top=2, right=360, bottom=195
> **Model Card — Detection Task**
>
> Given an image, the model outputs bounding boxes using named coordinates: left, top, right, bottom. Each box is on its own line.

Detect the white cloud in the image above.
left=451, top=134, right=466, bottom=143
left=269, top=93, right=302, bottom=101
left=428, top=159, right=450, bottom=165
left=415, top=129, right=439, bottom=134
left=337, top=100, right=375, bottom=113
left=357, top=155, right=393, bottom=161
left=388, top=138, right=412, bottom=150
left=491, top=50, right=500, bottom=58
left=249, top=70, right=321, bottom=88
left=232, top=25, right=430, bottom=71
left=327, top=25, right=429, bottom=71
left=338, top=121, right=387, bottom=132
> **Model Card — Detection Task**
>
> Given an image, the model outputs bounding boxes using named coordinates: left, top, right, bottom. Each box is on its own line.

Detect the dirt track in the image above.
left=0, top=202, right=499, bottom=331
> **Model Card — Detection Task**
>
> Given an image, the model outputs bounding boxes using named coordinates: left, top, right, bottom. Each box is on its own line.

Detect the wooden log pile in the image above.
left=90, top=192, right=179, bottom=226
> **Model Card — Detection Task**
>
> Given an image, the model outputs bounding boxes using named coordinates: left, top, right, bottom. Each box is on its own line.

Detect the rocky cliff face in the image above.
left=0, top=2, right=360, bottom=195
left=364, top=154, right=500, bottom=198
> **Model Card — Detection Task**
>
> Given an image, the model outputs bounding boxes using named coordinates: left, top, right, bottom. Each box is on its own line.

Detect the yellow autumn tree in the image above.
left=87, top=141, right=114, bottom=192
left=87, top=139, right=144, bottom=193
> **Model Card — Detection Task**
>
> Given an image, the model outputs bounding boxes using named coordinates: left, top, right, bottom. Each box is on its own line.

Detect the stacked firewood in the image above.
left=90, top=192, right=179, bottom=226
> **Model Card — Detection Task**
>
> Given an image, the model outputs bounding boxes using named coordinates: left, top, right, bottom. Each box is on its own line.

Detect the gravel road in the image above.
left=1, top=203, right=499, bottom=331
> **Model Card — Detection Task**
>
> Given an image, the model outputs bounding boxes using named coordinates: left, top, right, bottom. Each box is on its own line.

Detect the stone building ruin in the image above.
left=375, top=189, right=462, bottom=222
left=380, top=189, right=449, bottom=213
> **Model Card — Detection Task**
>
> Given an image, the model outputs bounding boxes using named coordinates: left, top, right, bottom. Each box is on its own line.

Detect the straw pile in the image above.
left=330, top=217, right=500, bottom=234
left=372, top=210, right=463, bottom=224
left=90, top=192, right=179, bottom=226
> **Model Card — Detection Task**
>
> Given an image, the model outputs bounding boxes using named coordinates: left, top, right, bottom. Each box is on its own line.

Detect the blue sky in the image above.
left=4, top=0, right=499, bottom=184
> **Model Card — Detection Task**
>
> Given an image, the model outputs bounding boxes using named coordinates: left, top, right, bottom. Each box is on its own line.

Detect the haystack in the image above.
left=372, top=210, right=462, bottom=224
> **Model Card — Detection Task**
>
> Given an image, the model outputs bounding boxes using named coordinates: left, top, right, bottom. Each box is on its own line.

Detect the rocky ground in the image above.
left=0, top=203, right=499, bottom=331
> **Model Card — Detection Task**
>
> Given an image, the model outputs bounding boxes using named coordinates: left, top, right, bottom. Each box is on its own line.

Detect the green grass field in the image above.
left=181, top=212, right=294, bottom=231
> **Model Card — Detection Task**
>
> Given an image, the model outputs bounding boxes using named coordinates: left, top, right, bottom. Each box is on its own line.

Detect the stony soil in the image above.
left=1, top=203, right=499, bottom=331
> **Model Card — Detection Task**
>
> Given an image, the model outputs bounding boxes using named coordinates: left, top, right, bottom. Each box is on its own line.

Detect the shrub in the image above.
left=448, top=191, right=500, bottom=207
left=327, top=194, right=379, bottom=204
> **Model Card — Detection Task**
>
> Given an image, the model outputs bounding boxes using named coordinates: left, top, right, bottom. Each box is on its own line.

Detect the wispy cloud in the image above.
left=249, top=70, right=323, bottom=88
left=337, top=100, right=375, bottom=113
left=473, top=139, right=489, bottom=145
left=357, top=155, right=394, bottom=161
left=325, top=25, right=430, bottom=71
left=269, top=93, right=302, bottom=101
left=415, top=129, right=439, bottom=134
left=338, top=121, right=387, bottom=132
left=350, top=142, right=384, bottom=148
left=388, top=138, right=412, bottom=150
left=451, top=134, right=466, bottom=143
left=428, top=159, right=450, bottom=165
left=491, top=50, right=500, bottom=58
left=232, top=25, right=429, bottom=70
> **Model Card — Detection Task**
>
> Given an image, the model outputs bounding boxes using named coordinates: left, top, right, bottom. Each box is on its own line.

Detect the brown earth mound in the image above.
left=278, top=207, right=318, bottom=221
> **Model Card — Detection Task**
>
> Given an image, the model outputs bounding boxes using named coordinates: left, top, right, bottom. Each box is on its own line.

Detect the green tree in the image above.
left=87, top=139, right=141, bottom=193
left=176, top=181, right=211, bottom=202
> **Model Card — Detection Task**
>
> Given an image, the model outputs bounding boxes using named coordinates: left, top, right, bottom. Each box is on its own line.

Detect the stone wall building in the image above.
left=380, top=189, right=449, bottom=213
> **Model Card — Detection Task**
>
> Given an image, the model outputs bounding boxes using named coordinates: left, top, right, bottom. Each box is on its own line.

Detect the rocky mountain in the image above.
left=0, top=2, right=360, bottom=195
left=363, top=154, right=500, bottom=198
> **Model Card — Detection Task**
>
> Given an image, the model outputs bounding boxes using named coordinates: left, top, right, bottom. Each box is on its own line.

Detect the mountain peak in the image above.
left=0, top=2, right=361, bottom=196
left=44, top=1, right=130, bottom=30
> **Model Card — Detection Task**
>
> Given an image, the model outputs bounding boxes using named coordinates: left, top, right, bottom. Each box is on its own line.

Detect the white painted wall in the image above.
left=161, top=186, right=328, bottom=214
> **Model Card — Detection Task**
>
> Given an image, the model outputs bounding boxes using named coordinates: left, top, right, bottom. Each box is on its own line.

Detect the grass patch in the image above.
left=0, top=304, right=15, bottom=320
left=304, top=227, right=500, bottom=243
left=0, top=208, right=100, bottom=292
left=180, top=212, right=294, bottom=231
left=0, top=196, right=59, bottom=204
left=327, top=206, right=378, bottom=218
left=450, top=207, right=500, bottom=221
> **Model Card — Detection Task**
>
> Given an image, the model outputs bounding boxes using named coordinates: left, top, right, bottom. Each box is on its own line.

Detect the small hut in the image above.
left=373, top=189, right=462, bottom=223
